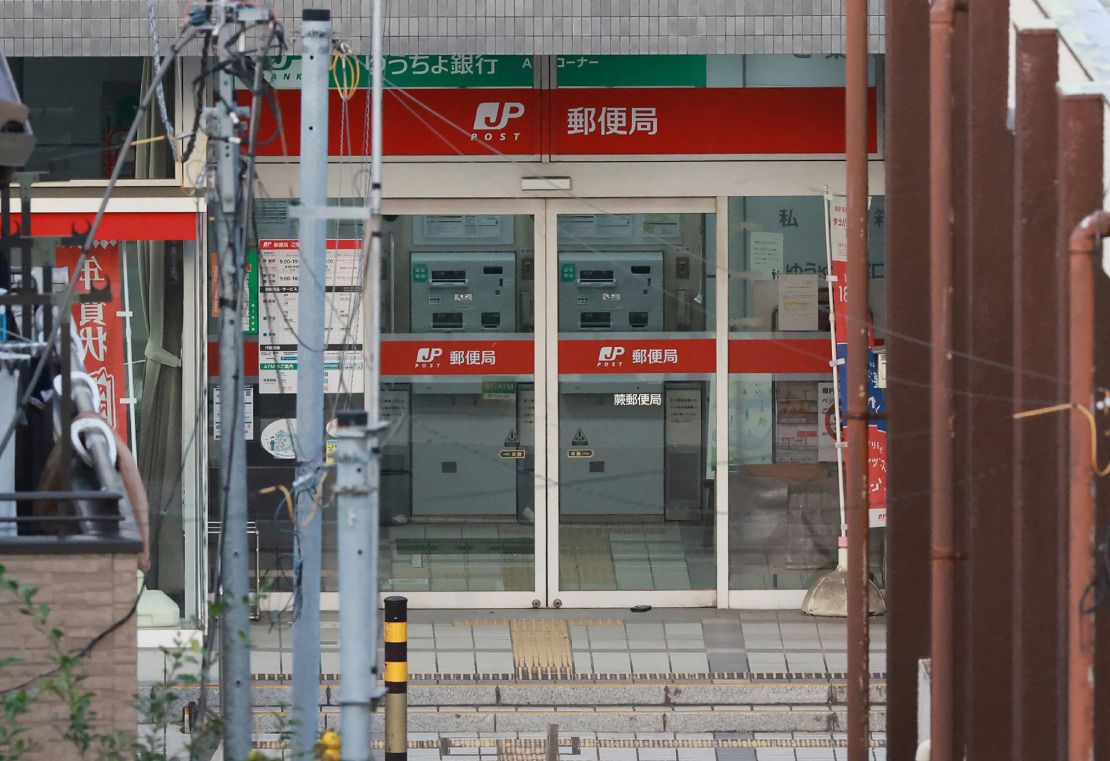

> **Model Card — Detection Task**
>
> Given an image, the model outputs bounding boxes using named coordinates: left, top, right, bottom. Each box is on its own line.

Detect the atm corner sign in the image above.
left=412, top=263, right=428, bottom=283
left=560, top=263, right=576, bottom=282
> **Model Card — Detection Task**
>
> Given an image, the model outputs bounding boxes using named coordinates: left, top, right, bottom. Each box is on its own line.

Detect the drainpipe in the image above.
left=929, top=1, right=958, bottom=760
left=1067, top=209, right=1109, bottom=761
left=844, top=0, right=870, bottom=754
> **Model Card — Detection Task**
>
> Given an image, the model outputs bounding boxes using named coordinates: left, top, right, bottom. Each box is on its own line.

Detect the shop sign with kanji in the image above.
left=264, top=54, right=535, bottom=89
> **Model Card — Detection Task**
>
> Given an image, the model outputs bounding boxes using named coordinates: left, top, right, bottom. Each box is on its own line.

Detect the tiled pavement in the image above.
left=143, top=608, right=887, bottom=682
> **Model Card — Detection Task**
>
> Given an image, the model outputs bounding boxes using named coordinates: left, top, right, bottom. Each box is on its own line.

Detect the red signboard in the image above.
left=381, top=339, right=534, bottom=376
left=549, top=87, right=877, bottom=156
left=249, top=89, right=543, bottom=157
left=559, top=338, right=714, bottom=374
left=246, top=86, right=874, bottom=158
left=728, top=338, right=830, bottom=374
left=55, top=245, right=130, bottom=444
left=24, top=212, right=196, bottom=241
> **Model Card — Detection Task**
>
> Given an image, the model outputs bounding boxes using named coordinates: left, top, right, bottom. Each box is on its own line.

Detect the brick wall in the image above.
left=0, top=553, right=138, bottom=761
left=0, top=0, right=885, bottom=57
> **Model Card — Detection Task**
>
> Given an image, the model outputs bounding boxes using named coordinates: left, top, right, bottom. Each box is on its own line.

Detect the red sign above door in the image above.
left=549, top=87, right=877, bottom=156
left=248, top=89, right=543, bottom=157
left=381, top=339, right=534, bottom=375
left=246, top=86, right=874, bottom=158
left=559, top=338, right=715, bottom=374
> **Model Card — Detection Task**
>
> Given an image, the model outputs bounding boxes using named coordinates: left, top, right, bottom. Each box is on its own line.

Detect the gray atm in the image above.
left=558, top=251, right=664, bottom=332
left=411, top=251, right=517, bottom=332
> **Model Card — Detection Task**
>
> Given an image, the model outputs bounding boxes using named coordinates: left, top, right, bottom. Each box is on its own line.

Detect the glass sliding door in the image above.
left=548, top=200, right=717, bottom=607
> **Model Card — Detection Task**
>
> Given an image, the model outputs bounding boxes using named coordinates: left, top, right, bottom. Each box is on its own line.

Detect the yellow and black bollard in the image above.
left=384, top=596, right=408, bottom=761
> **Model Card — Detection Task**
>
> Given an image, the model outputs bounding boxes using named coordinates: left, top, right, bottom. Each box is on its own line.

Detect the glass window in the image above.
left=727, top=196, right=885, bottom=590
left=209, top=204, right=537, bottom=596
left=7, top=57, right=175, bottom=180
left=556, top=212, right=715, bottom=592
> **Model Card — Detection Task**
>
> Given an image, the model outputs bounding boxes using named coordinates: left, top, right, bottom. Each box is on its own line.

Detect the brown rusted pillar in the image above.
left=1058, top=89, right=1103, bottom=761
left=1010, top=26, right=1061, bottom=761
left=929, top=1, right=958, bottom=759
left=883, top=0, right=933, bottom=755
left=844, top=0, right=870, bottom=754
left=965, top=0, right=1015, bottom=757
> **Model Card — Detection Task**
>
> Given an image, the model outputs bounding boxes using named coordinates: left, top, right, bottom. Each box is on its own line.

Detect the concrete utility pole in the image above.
left=291, top=9, right=332, bottom=761
left=209, top=1, right=251, bottom=758
left=335, top=410, right=376, bottom=761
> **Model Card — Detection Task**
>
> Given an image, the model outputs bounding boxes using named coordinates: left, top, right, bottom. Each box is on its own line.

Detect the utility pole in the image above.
left=335, top=410, right=375, bottom=761
left=209, top=1, right=251, bottom=758
left=292, top=9, right=331, bottom=761
left=336, top=0, right=386, bottom=756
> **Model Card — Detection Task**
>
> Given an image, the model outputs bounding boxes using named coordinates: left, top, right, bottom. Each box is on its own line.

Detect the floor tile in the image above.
left=476, top=651, right=515, bottom=673
left=437, top=651, right=477, bottom=673
left=669, top=651, right=710, bottom=673
left=630, top=651, right=670, bottom=674
left=591, top=651, right=632, bottom=673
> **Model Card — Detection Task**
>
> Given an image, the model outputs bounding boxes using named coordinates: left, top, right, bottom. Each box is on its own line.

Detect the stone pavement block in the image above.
left=631, top=651, right=670, bottom=674
left=408, top=685, right=499, bottom=706
left=598, top=749, right=638, bottom=761
left=592, top=651, right=632, bottom=673
left=668, top=652, right=709, bottom=673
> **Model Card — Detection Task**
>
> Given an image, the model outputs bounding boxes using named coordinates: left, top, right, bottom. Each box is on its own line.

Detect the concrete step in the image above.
left=246, top=704, right=888, bottom=734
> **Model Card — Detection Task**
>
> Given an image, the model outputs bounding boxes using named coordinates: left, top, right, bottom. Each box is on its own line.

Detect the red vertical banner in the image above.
left=55, top=244, right=130, bottom=445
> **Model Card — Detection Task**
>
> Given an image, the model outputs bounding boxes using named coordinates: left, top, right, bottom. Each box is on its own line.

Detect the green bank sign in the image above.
left=264, top=54, right=534, bottom=89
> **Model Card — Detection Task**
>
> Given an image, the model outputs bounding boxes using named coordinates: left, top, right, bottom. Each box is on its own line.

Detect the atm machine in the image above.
left=558, top=250, right=705, bottom=521
left=405, top=251, right=532, bottom=522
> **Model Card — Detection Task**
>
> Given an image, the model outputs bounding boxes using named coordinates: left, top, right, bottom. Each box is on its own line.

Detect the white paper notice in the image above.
left=748, top=232, right=784, bottom=280
left=778, top=273, right=818, bottom=331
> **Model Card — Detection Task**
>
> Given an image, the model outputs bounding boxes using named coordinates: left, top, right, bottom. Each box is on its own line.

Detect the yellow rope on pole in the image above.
left=330, top=46, right=360, bottom=101
left=1012, top=402, right=1110, bottom=476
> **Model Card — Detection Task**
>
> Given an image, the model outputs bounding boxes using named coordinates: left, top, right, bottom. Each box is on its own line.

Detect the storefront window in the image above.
left=212, top=204, right=537, bottom=596
left=7, top=57, right=175, bottom=180
left=556, top=213, right=716, bottom=591
left=727, top=196, right=885, bottom=590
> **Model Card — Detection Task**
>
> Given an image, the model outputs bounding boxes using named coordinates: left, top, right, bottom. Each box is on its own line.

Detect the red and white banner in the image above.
left=381, top=339, right=534, bottom=376
left=55, top=244, right=130, bottom=444
left=247, top=86, right=876, bottom=158
left=559, top=338, right=714, bottom=374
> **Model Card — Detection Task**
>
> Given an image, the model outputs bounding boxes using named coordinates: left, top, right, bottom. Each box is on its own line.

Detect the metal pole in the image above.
left=546, top=725, right=560, bottom=761
left=211, top=2, right=252, bottom=757
left=1066, top=208, right=1109, bottom=761
left=384, top=596, right=409, bottom=761
left=292, top=9, right=331, bottom=760
left=929, top=1, right=957, bottom=759
left=367, top=0, right=384, bottom=422
left=336, top=411, right=374, bottom=761
left=844, top=0, right=869, bottom=755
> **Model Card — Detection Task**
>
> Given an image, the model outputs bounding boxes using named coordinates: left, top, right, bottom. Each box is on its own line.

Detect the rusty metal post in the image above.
left=844, top=0, right=870, bottom=755
left=965, top=0, right=1015, bottom=756
left=1010, top=26, right=1062, bottom=761
left=1066, top=208, right=1108, bottom=761
left=883, top=0, right=933, bottom=755
left=929, top=1, right=958, bottom=759
left=1057, top=89, right=1104, bottom=761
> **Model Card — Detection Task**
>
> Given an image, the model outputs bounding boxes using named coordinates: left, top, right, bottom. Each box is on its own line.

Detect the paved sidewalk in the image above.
left=141, top=608, right=887, bottom=683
